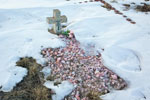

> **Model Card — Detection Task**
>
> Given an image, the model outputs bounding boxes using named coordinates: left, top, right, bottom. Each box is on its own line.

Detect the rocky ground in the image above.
left=42, top=32, right=127, bottom=100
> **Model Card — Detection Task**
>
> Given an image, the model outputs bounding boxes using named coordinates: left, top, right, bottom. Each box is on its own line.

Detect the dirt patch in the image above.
left=135, top=3, right=150, bottom=12
left=123, top=4, right=131, bottom=11
left=122, top=2, right=150, bottom=12
left=0, top=57, right=52, bottom=100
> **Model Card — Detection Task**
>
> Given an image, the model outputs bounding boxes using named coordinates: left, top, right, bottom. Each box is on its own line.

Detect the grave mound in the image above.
left=42, top=32, right=127, bottom=100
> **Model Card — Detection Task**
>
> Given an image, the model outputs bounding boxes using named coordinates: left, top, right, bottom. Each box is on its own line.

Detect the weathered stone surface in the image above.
left=47, top=9, right=67, bottom=34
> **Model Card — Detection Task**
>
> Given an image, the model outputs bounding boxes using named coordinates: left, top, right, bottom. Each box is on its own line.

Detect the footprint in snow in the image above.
left=102, top=46, right=141, bottom=72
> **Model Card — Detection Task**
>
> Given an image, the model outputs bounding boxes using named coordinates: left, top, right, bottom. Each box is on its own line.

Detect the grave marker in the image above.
left=47, top=9, right=67, bottom=34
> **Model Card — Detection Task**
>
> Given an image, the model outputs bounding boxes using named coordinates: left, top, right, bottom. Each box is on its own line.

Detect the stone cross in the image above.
left=47, top=9, right=67, bottom=34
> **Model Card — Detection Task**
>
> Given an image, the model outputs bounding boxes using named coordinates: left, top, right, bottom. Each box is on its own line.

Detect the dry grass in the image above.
left=32, top=86, right=51, bottom=100
left=16, top=57, right=36, bottom=68
left=46, top=75, right=55, bottom=81
left=86, top=90, right=103, bottom=100
left=0, top=57, right=52, bottom=100
left=29, top=65, right=38, bottom=76
left=136, top=4, right=150, bottom=12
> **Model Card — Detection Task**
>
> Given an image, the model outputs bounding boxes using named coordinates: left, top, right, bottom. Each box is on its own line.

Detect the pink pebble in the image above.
left=42, top=50, right=46, bottom=55
left=59, top=34, right=64, bottom=38
left=87, top=75, right=91, bottom=79
left=56, top=57, right=61, bottom=62
left=111, top=74, right=118, bottom=80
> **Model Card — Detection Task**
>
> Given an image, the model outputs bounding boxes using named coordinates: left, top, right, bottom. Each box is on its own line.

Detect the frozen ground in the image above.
left=0, top=0, right=150, bottom=100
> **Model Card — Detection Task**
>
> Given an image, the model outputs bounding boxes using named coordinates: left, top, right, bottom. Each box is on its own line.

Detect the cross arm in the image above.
left=47, top=17, right=55, bottom=24
left=60, top=15, right=67, bottom=23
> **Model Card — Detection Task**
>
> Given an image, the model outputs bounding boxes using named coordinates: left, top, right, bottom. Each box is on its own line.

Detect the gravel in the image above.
left=41, top=32, right=127, bottom=100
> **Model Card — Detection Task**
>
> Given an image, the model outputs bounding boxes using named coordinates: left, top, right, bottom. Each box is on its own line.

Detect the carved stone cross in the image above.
left=47, top=9, right=67, bottom=34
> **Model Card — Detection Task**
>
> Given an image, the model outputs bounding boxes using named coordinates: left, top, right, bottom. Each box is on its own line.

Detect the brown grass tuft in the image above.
left=136, top=4, right=150, bottom=12
left=86, top=90, right=103, bottom=100
left=0, top=57, right=52, bottom=100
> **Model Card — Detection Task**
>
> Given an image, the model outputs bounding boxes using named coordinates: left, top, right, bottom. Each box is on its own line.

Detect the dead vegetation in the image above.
left=101, top=3, right=112, bottom=11
left=122, top=2, right=150, bottom=12
left=0, top=57, right=52, bottom=100
left=135, top=3, right=150, bottom=12
left=86, top=90, right=103, bottom=100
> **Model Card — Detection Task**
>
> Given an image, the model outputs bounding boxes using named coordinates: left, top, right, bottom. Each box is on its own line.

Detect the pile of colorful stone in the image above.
left=41, top=32, right=127, bottom=100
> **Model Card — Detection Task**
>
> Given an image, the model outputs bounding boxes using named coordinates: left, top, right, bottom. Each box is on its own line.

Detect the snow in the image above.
left=102, top=46, right=141, bottom=72
left=0, top=0, right=70, bottom=9
left=44, top=81, right=74, bottom=100
left=42, top=67, right=51, bottom=79
left=0, top=66, right=27, bottom=91
left=0, top=7, right=65, bottom=92
left=0, top=0, right=150, bottom=100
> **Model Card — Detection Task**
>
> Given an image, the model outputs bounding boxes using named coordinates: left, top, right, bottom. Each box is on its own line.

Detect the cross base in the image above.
left=48, top=28, right=62, bottom=35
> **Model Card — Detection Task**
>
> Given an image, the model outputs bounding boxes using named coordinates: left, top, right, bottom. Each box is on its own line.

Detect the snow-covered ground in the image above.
left=0, top=0, right=150, bottom=100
